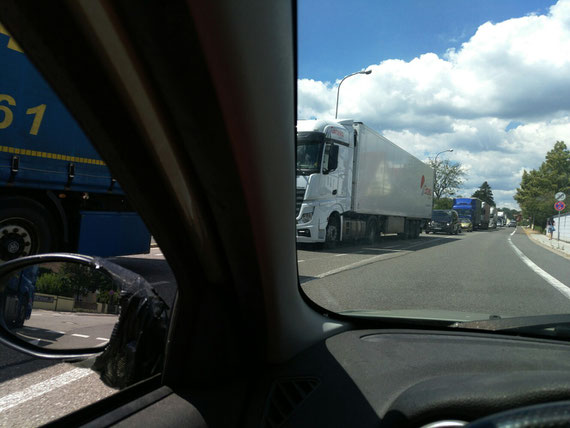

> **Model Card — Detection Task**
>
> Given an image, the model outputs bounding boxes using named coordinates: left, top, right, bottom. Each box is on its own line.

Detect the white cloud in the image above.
left=298, top=0, right=570, bottom=208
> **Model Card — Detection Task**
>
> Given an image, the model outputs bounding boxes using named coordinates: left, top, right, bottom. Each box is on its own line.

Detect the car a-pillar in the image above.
left=0, top=196, right=59, bottom=262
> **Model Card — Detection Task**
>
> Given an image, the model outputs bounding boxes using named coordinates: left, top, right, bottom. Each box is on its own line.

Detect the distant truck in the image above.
left=296, top=120, right=433, bottom=245
left=489, top=206, right=497, bottom=229
left=452, top=198, right=483, bottom=230
left=497, top=211, right=506, bottom=227
left=481, top=202, right=491, bottom=230
left=0, top=24, right=151, bottom=262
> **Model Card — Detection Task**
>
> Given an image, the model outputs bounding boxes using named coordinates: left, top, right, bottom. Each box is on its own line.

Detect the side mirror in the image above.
left=328, top=144, right=339, bottom=172
left=0, top=253, right=168, bottom=366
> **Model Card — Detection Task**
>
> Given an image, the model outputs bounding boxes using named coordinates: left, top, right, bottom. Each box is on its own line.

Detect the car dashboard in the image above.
left=246, top=329, right=570, bottom=427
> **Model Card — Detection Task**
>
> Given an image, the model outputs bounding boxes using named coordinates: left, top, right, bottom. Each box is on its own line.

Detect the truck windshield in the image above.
left=296, top=132, right=325, bottom=175
left=455, top=209, right=471, bottom=218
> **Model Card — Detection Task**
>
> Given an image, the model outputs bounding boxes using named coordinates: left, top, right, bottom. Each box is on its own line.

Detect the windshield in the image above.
left=296, top=1, right=570, bottom=334
left=455, top=209, right=472, bottom=218
left=296, top=132, right=324, bottom=174
left=432, top=211, right=451, bottom=221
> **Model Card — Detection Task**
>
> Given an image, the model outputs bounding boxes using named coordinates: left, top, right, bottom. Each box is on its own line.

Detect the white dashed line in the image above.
left=510, top=227, right=517, bottom=236
left=71, top=334, right=89, bottom=338
left=508, top=235, right=570, bottom=299
left=96, top=337, right=109, bottom=341
left=0, top=368, right=92, bottom=413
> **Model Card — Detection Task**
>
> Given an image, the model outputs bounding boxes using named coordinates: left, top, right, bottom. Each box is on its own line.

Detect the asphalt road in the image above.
left=300, top=227, right=570, bottom=317
left=0, top=246, right=175, bottom=427
left=13, top=310, right=117, bottom=349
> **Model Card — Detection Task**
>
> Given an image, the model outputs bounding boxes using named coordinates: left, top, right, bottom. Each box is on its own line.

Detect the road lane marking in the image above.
left=510, top=227, right=517, bottom=236
left=153, top=253, right=163, bottom=256
left=96, top=337, right=109, bottom=341
left=312, top=251, right=410, bottom=279
left=303, top=238, right=442, bottom=282
left=71, top=334, right=89, bottom=338
left=0, top=368, right=92, bottom=413
left=298, top=260, right=305, bottom=263
left=150, top=281, right=169, bottom=286
left=508, top=237, right=570, bottom=299
left=335, top=253, right=347, bottom=257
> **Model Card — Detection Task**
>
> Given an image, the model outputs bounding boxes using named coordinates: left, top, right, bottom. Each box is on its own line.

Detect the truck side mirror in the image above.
left=328, top=145, right=339, bottom=171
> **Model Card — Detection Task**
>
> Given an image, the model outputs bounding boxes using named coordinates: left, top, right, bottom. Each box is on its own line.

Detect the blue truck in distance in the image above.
left=452, top=198, right=483, bottom=230
left=0, top=24, right=150, bottom=262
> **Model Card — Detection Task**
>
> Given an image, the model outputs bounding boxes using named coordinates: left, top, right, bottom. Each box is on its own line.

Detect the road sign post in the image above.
left=554, top=200, right=566, bottom=247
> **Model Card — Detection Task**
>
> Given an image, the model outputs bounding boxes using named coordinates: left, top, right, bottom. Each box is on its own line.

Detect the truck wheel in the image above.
left=325, top=215, right=340, bottom=248
left=366, top=219, right=377, bottom=245
left=0, top=198, right=57, bottom=263
left=413, top=221, right=420, bottom=239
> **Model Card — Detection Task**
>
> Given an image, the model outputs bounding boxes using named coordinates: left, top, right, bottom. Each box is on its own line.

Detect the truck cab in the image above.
left=296, top=120, right=353, bottom=243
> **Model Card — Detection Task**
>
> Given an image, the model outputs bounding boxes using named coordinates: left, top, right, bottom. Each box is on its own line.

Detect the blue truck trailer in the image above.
left=452, top=198, right=483, bottom=230
left=0, top=24, right=150, bottom=262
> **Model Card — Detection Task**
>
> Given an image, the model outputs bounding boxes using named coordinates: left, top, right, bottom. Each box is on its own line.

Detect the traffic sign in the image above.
left=554, top=201, right=565, bottom=211
left=555, top=192, right=566, bottom=201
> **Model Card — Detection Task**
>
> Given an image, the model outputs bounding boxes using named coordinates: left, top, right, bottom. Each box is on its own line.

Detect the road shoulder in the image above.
left=522, top=227, right=570, bottom=261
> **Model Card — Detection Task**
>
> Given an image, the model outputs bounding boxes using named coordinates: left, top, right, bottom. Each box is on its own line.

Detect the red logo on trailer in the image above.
left=331, top=128, right=345, bottom=138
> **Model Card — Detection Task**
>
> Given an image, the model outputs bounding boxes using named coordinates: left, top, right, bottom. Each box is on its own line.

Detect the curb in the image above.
left=522, top=228, right=570, bottom=260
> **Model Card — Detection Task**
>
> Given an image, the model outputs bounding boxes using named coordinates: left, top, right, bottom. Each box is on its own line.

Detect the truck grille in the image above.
left=296, top=188, right=306, bottom=216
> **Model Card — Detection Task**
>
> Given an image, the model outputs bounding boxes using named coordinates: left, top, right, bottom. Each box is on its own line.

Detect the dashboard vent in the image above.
left=262, top=377, right=320, bottom=428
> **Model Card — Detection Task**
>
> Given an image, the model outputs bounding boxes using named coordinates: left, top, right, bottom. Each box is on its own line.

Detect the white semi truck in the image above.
left=489, top=206, right=497, bottom=229
left=296, top=120, right=433, bottom=246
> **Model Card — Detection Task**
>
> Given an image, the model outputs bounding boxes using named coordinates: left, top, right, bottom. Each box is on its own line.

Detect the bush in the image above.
left=35, top=272, right=74, bottom=297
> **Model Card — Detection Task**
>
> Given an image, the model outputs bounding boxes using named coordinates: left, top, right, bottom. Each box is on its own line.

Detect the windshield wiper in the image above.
left=452, top=314, right=570, bottom=338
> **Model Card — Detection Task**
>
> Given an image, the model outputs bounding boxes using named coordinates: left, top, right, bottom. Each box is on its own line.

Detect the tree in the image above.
left=472, top=181, right=495, bottom=206
left=428, top=158, right=466, bottom=201
left=514, top=141, right=570, bottom=228
left=434, top=197, right=453, bottom=209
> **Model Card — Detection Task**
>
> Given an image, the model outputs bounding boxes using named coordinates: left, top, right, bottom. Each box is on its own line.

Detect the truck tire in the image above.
left=325, top=214, right=340, bottom=249
left=398, top=219, right=411, bottom=240
left=414, top=221, right=421, bottom=239
left=366, top=219, right=378, bottom=245
left=0, top=198, right=57, bottom=262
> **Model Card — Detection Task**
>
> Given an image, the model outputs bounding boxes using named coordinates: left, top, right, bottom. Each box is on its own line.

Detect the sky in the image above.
left=297, top=0, right=570, bottom=209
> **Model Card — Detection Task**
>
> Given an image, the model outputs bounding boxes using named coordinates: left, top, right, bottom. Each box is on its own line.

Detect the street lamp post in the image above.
left=433, top=149, right=453, bottom=207
left=335, top=70, right=372, bottom=119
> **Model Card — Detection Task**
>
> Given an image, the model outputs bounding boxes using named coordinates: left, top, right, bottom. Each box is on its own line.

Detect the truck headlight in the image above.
left=447, top=223, right=450, bottom=226
left=301, top=212, right=313, bottom=223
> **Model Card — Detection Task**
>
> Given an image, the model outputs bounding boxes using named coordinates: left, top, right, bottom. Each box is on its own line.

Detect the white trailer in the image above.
left=296, top=120, right=433, bottom=245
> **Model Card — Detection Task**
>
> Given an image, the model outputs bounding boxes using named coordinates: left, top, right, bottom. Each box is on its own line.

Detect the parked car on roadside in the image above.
left=425, top=210, right=461, bottom=235
left=508, top=220, right=517, bottom=227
